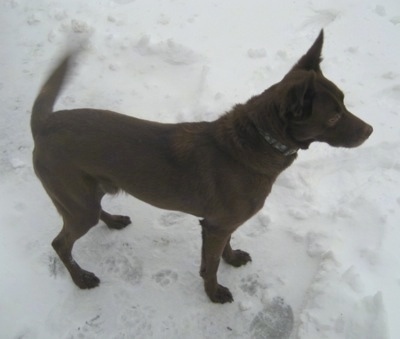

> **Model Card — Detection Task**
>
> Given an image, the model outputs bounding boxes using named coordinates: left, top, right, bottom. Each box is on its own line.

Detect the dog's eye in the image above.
left=327, top=114, right=341, bottom=127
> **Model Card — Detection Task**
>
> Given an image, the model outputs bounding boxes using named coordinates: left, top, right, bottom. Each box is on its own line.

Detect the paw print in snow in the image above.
left=240, top=274, right=267, bottom=296
left=152, top=269, right=178, bottom=287
left=101, top=254, right=143, bottom=285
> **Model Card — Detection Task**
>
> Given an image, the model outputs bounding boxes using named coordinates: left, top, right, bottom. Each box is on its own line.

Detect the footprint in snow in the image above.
left=47, top=254, right=66, bottom=278
left=250, top=297, right=294, bottom=339
left=375, top=5, right=386, bottom=17
left=116, top=306, right=155, bottom=337
left=300, top=8, right=339, bottom=29
left=240, top=273, right=267, bottom=296
left=382, top=72, right=397, bottom=80
left=306, top=231, right=329, bottom=258
left=152, top=269, right=178, bottom=287
left=100, top=253, right=143, bottom=285
left=159, top=212, right=186, bottom=227
left=70, top=314, right=103, bottom=337
left=134, top=35, right=201, bottom=66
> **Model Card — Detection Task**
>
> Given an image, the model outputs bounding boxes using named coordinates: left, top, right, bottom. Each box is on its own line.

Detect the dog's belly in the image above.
left=112, top=164, right=270, bottom=226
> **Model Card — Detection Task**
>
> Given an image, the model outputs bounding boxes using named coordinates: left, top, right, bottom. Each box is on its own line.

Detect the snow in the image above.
left=0, top=0, right=399, bottom=338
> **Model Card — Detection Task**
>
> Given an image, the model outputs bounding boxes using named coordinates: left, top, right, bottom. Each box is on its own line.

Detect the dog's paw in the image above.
left=223, top=249, right=252, bottom=267
left=103, top=214, right=131, bottom=230
left=207, top=284, right=234, bottom=304
left=73, top=269, right=100, bottom=289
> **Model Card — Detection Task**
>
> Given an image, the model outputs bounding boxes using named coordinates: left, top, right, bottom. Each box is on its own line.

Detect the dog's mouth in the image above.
left=286, top=128, right=314, bottom=150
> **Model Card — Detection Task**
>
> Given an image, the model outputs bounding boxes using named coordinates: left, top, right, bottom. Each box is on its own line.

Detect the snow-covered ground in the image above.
left=1, top=0, right=399, bottom=338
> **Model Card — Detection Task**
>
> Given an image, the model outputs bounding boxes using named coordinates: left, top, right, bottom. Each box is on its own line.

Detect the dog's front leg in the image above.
left=199, top=219, right=233, bottom=303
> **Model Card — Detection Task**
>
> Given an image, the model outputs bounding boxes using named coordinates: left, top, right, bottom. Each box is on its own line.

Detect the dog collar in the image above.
left=256, top=127, right=298, bottom=156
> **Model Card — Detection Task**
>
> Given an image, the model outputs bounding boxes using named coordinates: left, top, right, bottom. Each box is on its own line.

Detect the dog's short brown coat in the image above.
left=31, top=30, right=372, bottom=303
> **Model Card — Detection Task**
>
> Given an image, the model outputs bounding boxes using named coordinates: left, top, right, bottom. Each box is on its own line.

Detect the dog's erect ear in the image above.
left=292, top=30, right=324, bottom=72
left=279, top=72, right=315, bottom=120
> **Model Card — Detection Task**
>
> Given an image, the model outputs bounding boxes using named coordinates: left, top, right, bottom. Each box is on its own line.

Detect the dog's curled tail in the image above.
left=31, top=51, right=76, bottom=138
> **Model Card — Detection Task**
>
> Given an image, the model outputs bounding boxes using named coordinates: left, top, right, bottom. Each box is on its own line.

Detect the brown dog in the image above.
left=31, top=30, right=372, bottom=303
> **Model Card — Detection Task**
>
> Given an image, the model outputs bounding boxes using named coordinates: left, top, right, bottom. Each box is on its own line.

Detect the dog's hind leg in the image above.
left=222, top=236, right=252, bottom=267
left=100, top=210, right=131, bottom=230
left=52, top=214, right=100, bottom=289
left=51, top=190, right=103, bottom=288
left=37, top=168, right=104, bottom=288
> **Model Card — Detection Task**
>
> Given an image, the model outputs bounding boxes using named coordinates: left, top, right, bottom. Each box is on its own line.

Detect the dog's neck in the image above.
left=214, top=101, right=299, bottom=176
left=255, top=126, right=298, bottom=156
left=244, top=88, right=300, bottom=157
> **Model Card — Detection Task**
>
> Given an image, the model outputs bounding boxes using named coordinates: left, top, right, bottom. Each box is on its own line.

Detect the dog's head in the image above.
left=276, top=30, right=373, bottom=149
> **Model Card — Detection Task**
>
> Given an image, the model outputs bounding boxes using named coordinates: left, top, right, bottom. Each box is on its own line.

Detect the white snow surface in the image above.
left=1, top=0, right=399, bottom=338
